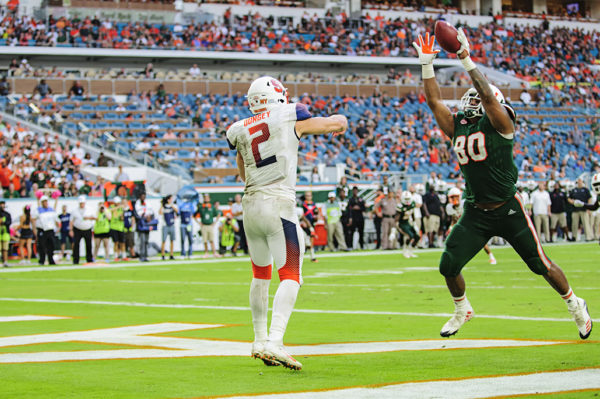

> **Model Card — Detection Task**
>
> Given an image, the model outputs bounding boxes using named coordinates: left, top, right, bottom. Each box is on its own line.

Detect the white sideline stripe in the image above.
left=1, top=297, right=596, bottom=323
left=0, top=241, right=593, bottom=274
left=221, top=369, right=600, bottom=399
left=0, top=315, right=69, bottom=322
left=2, top=277, right=599, bottom=291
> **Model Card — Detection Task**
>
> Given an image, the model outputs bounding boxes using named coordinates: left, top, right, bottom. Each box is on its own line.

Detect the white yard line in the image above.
left=0, top=297, right=595, bottom=322
left=2, top=277, right=598, bottom=291
left=0, top=315, right=70, bottom=322
left=0, top=241, right=592, bottom=274
left=220, top=368, right=600, bottom=399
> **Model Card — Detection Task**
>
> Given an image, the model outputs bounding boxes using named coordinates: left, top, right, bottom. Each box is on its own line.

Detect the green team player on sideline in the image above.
left=413, top=29, right=592, bottom=339
left=396, top=191, right=419, bottom=259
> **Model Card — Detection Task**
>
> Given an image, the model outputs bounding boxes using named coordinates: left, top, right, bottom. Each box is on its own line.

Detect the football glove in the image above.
left=412, top=33, right=439, bottom=65
left=573, top=199, right=585, bottom=208
left=456, top=27, right=470, bottom=56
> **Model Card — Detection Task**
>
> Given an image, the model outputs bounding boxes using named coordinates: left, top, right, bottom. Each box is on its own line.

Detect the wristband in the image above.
left=460, top=56, right=476, bottom=71
left=421, top=64, right=435, bottom=79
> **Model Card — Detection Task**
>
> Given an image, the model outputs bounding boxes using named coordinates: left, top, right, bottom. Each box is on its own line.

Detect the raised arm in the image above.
left=295, top=115, right=348, bottom=138
left=413, top=33, right=454, bottom=138
left=456, top=28, right=514, bottom=135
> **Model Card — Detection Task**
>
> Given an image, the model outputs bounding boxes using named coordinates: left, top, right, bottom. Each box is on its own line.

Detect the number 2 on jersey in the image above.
left=454, top=132, right=487, bottom=165
left=249, top=123, right=277, bottom=168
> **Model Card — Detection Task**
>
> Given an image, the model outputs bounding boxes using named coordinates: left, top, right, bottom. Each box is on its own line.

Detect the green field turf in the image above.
left=0, top=243, right=599, bottom=398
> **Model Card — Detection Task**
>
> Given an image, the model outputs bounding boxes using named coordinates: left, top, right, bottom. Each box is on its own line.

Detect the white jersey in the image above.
left=227, top=103, right=311, bottom=201
left=446, top=199, right=465, bottom=227
left=412, top=193, right=422, bottom=219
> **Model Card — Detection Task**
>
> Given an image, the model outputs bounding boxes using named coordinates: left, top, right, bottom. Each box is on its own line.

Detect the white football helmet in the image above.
left=527, top=180, right=537, bottom=192
left=415, top=183, right=426, bottom=196
left=435, top=181, right=447, bottom=193
left=460, top=84, right=505, bottom=118
left=548, top=180, right=556, bottom=191
left=591, top=173, right=600, bottom=195
left=247, top=76, right=288, bottom=114
left=448, top=187, right=461, bottom=205
left=401, top=191, right=413, bottom=205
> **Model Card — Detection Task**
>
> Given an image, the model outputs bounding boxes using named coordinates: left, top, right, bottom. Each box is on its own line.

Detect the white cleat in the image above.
left=402, top=248, right=410, bottom=259
left=251, top=341, right=280, bottom=367
left=569, top=298, right=592, bottom=339
left=263, top=341, right=302, bottom=370
left=440, top=303, right=474, bottom=337
left=409, top=248, right=418, bottom=258
left=489, top=257, right=497, bottom=265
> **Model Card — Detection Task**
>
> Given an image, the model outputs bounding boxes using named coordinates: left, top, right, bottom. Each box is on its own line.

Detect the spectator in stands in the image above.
left=211, top=151, right=230, bottom=168
left=520, top=90, right=533, bottom=106
left=0, top=76, right=10, bottom=96
left=531, top=181, right=551, bottom=242
left=58, top=205, right=71, bottom=261
left=68, top=80, right=84, bottom=97
left=16, top=205, right=34, bottom=265
left=114, top=165, right=129, bottom=182
left=310, top=166, right=321, bottom=183
left=93, top=202, right=111, bottom=262
left=189, top=64, right=201, bottom=77
left=143, top=63, right=154, bottom=79
left=0, top=201, right=11, bottom=267
left=160, top=194, right=178, bottom=261
left=32, top=195, right=59, bottom=266
left=195, top=194, right=221, bottom=258
left=97, top=152, right=110, bottom=167
left=33, top=79, right=52, bottom=98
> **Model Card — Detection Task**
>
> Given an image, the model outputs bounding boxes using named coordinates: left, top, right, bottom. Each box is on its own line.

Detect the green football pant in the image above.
left=440, top=194, right=552, bottom=277
left=398, top=221, right=419, bottom=242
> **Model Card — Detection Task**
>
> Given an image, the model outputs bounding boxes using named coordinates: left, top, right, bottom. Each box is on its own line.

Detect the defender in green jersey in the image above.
left=414, top=29, right=591, bottom=339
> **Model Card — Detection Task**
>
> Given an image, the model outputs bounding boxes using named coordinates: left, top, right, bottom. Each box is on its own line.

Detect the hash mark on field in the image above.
left=218, top=368, right=600, bottom=399
left=1, top=297, right=597, bottom=323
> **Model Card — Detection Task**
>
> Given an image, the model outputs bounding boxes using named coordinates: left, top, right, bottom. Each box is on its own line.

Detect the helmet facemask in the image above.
left=460, top=89, right=483, bottom=119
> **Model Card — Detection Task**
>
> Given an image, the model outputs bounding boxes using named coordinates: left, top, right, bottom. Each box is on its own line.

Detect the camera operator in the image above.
left=218, top=213, right=239, bottom=256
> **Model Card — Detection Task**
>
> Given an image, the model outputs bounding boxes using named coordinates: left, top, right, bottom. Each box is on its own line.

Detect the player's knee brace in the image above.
left=278, top=264, right=300, bottom=283
left=252, top=262, right=272, bottom=280
left=439, top=250, right=461, bottom=278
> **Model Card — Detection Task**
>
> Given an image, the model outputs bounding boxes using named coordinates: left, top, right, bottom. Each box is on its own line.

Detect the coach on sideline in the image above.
left=70, top=196, right=95, bottom=264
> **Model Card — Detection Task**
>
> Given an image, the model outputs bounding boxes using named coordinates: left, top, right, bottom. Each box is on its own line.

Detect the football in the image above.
left=434, top=20, right=461, bottom=53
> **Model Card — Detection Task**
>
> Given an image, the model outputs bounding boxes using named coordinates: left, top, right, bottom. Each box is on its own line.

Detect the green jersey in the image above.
left=452, top=111, right=517, bottom=204
left=197, top=204, right=219, bottom=225
left=396, top=201, right=415, bottom=221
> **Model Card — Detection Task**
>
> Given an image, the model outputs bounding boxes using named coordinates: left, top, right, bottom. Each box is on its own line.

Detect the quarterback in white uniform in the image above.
left=226, top=76, right=347, bottom=370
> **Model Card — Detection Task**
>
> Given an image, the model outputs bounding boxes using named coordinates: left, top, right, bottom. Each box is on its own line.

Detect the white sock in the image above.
left=489, top=253, right=495, bottom=260
left=310, top=246, right=315, bottom=260
left=453, top=294, right=469, bottom=308
left=268, top=279, right=300, bottom=345
left=249, top=278, right=270, bottom=343
left=561, top=288, right=579, bottom=310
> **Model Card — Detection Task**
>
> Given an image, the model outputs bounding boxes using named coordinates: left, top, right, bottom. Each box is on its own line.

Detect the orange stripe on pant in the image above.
left=252, top=261, right=272, bottom=280
left=514, top=194, right=552, bottom=270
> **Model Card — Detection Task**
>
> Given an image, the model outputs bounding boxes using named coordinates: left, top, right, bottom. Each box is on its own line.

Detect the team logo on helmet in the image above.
left=247, top=76, right=288, bottom=115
